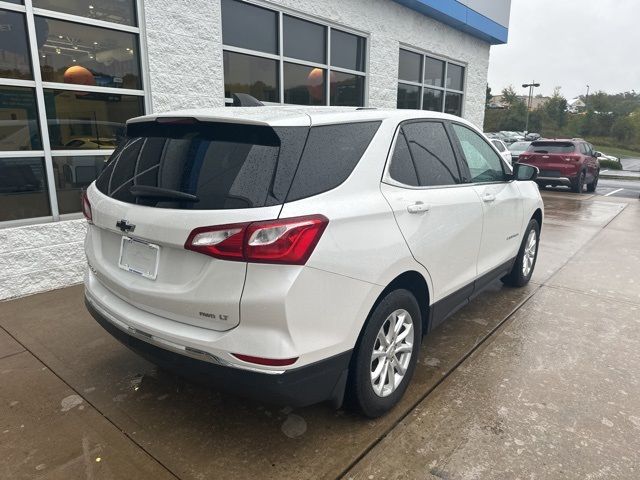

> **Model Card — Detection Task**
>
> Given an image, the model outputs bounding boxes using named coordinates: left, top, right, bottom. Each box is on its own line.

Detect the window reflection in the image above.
left=0, top=86, right=42, bottom=151
left=0, top=157, right=51, bottom=221
left=331, top=29, right=366, bottom=72
left=397, top=84, right=420, bottom=109
left=43, top=89, right=143, bottom=149
left=284, top=63, right=325, bottom=106
left=33, top=0, right=136, bottom=26
left=283, top=15, right=326, bottom=64
left=445, top=92, right=463, bottom=116
left=424, top=56, right=444, bottom=87
left=37, top=16, right=141, bottom=89
left=52, top=155, right=107, bottom=214
left=330, top=71, right=364, bottom=106
left=423, top=88, right=443, bottom=112
left=398, top=50, right=421, bottom=83
left=223, top=51, right=278, bottom=102
left=447, top=64, right=464, bottom=91
left=0, top=10, right=33, bottom=80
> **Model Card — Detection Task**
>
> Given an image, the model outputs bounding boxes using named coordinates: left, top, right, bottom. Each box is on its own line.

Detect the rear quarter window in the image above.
left=285, top=121, right=381, bottom=202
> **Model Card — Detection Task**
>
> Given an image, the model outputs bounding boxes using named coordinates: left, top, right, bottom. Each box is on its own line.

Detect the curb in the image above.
left=600, top=172, right=640, bottom=181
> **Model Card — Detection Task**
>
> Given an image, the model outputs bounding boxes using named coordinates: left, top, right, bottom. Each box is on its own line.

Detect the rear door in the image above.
left=381, top=120, right=483, bottom=304
left=86, top=120, right=309, bottom=331
left=450, top=123, right=523, bottom=277
left=583, top=142, right=599, bottom=181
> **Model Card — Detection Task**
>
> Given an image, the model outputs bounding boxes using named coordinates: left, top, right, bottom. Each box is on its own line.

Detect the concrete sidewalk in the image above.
left=1, top=192, right=638, bottom=480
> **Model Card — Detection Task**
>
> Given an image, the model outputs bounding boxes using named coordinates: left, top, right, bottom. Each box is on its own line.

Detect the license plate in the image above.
left=118, top=236, right=160, bottom=280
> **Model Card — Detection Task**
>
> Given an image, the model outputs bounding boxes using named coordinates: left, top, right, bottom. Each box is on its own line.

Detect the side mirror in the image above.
left=513, top=163, right=538, bottom=181
left=594, top=151, right=602, bottom=158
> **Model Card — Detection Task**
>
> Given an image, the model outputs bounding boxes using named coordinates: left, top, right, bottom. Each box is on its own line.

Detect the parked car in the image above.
left=83, top=106, right=543, bottom=417
left=519, top=139, right=600, bottom=193
left=509, top=141, right=532, bottom=163
left=594, top=151, right=620, bottom=163
left=500, top=131, right=526, bottom=144
left=490, top=138, right=513, bottom=166
left=525, top=132, right=541, bottom=141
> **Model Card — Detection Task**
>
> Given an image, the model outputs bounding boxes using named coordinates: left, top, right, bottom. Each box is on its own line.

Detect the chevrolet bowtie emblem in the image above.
left=116, top=219, right=136, bottom=233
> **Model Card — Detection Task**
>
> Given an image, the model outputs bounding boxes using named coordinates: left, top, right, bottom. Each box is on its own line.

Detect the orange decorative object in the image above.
left=63, top=65, right=96, bottom=86
left=307, top=68, right=338, bottom=101
left=306, top=68, right=325, bottom=101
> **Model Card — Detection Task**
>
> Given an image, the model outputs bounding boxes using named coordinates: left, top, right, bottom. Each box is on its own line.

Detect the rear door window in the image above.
left=285, top=121, right=380, bottom=202
left=400, top=121, right=461, bottom=187
left=95, top=122, right=308, bottom=209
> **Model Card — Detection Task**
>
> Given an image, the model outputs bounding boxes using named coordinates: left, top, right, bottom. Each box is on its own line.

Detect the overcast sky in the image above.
left=487, top=0, right=639, bottom=100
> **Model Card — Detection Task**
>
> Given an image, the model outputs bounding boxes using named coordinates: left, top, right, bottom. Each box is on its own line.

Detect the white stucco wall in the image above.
left=142, top=0, right=491, bottom=127
left=1, top=0, right=493, bottom=301
left=0, top=220, right=87, bottom=301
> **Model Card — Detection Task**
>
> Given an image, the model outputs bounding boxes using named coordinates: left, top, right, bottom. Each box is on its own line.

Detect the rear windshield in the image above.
left=95, top=120, right=379, bottom=209
left=528, top=141, right=575, bottom=154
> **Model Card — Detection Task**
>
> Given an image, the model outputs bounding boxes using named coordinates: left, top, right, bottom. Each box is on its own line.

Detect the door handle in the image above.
left=407, top=202, right=430, bottom=214
left=482, top=193, right=496, bottom=203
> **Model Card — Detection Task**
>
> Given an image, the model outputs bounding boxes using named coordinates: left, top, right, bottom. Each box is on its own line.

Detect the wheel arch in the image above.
left=531, top=208, right=543, bottom=232
left=359, top=271, right=431, bottom=344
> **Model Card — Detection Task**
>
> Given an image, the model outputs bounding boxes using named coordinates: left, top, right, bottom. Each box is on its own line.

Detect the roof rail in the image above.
left=232, top=93, right=264, bottom=107
left=356, top=107, right=377, bottom=110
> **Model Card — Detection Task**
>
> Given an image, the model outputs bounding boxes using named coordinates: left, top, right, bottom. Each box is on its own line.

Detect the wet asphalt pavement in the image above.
left=1, top=191, right=639, bottom=480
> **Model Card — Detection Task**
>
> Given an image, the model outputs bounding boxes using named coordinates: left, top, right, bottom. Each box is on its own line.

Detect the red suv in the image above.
left=519, top=139, right=600, bottom=193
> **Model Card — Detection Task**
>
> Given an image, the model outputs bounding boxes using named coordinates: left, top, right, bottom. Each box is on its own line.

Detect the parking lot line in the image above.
left=604, top=188, right=624, bottom=197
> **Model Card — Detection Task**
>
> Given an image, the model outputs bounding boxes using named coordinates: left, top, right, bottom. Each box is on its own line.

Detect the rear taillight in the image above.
left=519, top=155, right=529, bottom=161
left=185, top=223, right=249, bottom=261
left=81, top=190, right=92, bottom=224
left=564, top=155, right=581, bottom=162
left=184, top=215, right=328, bottom=265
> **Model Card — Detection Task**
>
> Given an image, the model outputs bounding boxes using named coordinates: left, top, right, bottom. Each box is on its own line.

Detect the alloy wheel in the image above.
left=370, top=309, right=414, bottom=397
left=522, top=229, right=537, bottom=277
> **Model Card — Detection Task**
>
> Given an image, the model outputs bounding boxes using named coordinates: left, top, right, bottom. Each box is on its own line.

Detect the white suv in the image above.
left=83, top=106, right=543, bottom=417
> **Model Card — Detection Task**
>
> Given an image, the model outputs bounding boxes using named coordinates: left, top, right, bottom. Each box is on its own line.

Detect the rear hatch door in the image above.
left=521, top=141, right=575, bottom=173
left=86, top=118, right=309, bottom=331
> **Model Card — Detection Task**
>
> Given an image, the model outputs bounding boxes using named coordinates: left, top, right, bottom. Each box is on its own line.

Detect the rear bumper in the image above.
left=537, top=175, right=573, bottom=186
left=85, top=296, right=352, bottom=407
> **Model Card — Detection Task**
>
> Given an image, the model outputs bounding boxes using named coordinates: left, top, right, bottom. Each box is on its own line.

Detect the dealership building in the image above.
left=0, top=0, right=511, bottom=299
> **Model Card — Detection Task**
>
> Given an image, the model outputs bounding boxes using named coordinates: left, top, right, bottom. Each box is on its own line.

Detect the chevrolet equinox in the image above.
left=83, top=106, right=543, bottom=417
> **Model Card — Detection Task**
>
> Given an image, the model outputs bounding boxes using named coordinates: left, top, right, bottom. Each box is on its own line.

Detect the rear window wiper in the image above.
left=129, top=185, right=199, bottom=202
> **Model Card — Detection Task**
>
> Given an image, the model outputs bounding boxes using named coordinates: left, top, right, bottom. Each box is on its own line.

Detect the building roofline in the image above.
left=392, top=0, right=509, bottom=45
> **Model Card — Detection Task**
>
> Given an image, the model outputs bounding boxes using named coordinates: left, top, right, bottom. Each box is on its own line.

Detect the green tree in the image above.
left=501, top=86, right=520, bottom=107
left=611, top=116, right=635, bottom=143
left=543, top=88, right=568, bottom=130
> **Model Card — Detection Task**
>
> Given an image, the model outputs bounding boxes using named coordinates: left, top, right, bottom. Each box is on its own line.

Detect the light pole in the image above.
left=585, top=84, right=590, bottom=110
left=522, top=81, right=541, bottom=133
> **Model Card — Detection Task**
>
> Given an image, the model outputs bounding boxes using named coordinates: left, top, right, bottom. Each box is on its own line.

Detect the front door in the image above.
left=450, top=124, right=523, bottom=277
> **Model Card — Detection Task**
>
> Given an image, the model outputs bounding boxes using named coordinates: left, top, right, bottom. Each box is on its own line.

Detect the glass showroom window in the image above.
left=397, top=48, right=465, bottom=116
left=0, top=0, right=147, bottom=225
left=221, top=0, right=367, bottom=107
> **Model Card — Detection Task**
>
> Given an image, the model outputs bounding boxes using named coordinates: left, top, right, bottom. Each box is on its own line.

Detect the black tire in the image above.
left=347, top=289, right=422, bottom=418
left=501, top=219, right=540, bottom=287
left=571, top=171, right=585, bottom=193
left=586, top=171, right=599, bottom=192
